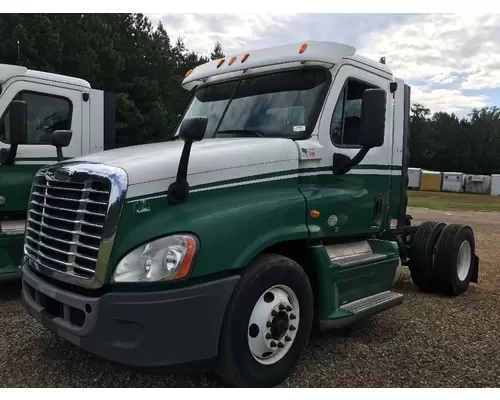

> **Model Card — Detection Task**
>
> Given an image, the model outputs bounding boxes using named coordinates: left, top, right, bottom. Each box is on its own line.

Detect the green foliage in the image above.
left=210, top=41, right=225, bottom=60
left=0, top=13, right=218, bottom=146
left=1, top=13, right=499, bottom=176
left=409, top=103, right=500, bottom=174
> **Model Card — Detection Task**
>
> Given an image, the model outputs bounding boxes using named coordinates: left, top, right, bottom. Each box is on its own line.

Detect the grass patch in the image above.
left=408, top=190, right=500, bottom=212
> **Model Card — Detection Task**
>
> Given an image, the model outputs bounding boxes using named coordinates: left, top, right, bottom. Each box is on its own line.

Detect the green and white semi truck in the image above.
left=0, top=64, right=115, bottom=282
left=20, top=41, right=479, bottom=387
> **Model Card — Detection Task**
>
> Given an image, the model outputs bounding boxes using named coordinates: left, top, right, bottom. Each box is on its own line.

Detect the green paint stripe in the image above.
left=127, top=164, right=403, bottom=202
left=16, top=157, right=72, bottom=162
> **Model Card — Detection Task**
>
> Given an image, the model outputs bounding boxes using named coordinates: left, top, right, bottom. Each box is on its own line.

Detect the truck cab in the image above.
left=20, top=41, right=479, bottom=387
left=0, top=64, right=115, bottom=281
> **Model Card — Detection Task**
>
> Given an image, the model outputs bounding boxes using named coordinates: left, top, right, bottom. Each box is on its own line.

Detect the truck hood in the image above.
left=70, top=138, right=300, bottom=199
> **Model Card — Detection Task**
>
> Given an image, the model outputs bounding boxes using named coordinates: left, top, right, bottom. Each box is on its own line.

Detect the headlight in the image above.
left=111, top=234, right=198, bottom=283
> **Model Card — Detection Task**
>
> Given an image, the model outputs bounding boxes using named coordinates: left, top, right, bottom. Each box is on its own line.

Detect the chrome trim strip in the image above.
left=24, top=161, right=128, bottom=289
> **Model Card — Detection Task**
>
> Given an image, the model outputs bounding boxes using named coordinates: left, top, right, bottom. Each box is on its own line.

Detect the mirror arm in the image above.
left=349, top=147, right=370, bottom=167
left=56, top=146, right=64, bottom=162
left=168, top=140, right=194, bottom=204
left=333, top=147, right=370, bottom=175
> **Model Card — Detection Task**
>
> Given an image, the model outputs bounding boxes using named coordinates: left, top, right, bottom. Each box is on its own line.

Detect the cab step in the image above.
left=320, top=290, right=404, bottom=331
left=332, top=252, right=387, bottom=267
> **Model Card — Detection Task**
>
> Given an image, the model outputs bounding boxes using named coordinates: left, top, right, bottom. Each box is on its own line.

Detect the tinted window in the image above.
left=331, top=79, right=377, bottom=147
left=0, top=92, right=72, bottom=145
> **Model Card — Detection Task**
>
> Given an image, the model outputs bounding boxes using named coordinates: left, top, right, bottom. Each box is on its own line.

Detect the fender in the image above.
left=106, top=177, right=309, bottom=282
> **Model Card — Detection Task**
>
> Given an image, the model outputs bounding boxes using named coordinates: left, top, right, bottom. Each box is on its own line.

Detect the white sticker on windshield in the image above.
left=293, top=125, right=306, bottom=132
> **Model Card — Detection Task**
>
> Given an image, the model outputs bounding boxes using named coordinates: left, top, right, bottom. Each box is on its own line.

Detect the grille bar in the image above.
left=29, top=209, right=104, bottom=229
left=26, top=226, right=100, bottom=251
left=32, top=191, right=108, bottom=206
left=34, top=183, right=110, bottom=194
left=30, top=199, right=106, bottom=217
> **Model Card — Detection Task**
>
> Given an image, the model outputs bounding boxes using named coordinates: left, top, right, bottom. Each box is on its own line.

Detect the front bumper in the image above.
left=21, top=264, right=240, bottom=367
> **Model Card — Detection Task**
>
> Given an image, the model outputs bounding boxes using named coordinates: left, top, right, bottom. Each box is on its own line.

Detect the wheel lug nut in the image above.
left=286, top=306, right=292, bottom=312
left=289, top=325, right=296, bottom=331
left=266, top=321, right=272, bottom=327
left=290, top=313, right=296, bottom=320
left=266, top=333, right=272, bottom=339
left=278, top=342, right=284, bottom=348
left=271, top=310, right=277, bottom=317
left=279, top=304, right=286, bottom=311
left=285, top=335, right=291, bottom=342
left=270, top=341, right=277, bottom=348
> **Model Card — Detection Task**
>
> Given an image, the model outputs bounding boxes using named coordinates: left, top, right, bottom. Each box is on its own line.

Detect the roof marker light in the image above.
left=241, top=53, right=249, bottom=63
left=217, top=59, right=225, bottom=68
left=184, top=69, right=193, bottom=78
left=299, top=43, right=307, bottom=54
left=229, top=56, right=237, bottom=65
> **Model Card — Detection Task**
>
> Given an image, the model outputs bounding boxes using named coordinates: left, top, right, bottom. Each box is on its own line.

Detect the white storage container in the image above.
left=491, top=174, right=500, bottom=196
left=408, top=168, right=421, bottom=189
left=441, top=172, right=464, bottom=192
left=465, top=174, right=492, bottom=194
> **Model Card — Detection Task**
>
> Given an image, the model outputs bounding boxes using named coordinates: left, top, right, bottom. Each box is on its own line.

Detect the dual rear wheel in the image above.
left=409, top=221, right=477, bottom=295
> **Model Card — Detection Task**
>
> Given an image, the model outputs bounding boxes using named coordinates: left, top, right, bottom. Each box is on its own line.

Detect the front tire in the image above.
left=215, top=253, right=314, bottom=388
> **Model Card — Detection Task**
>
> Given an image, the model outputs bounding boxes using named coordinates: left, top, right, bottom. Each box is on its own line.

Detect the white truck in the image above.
left=19, top=41, right=478, bottom=387
left=0, top=63, right=115, bottom=281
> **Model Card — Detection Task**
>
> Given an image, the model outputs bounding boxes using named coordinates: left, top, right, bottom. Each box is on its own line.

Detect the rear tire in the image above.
left=433, top=224, right=475, bottom=296
left=215, top=253, right=314, bottom=388
left=409, top=221, right=446, bottom=292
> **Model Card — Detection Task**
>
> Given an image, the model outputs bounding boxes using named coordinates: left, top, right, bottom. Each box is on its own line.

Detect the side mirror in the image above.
left=179, top=116, right=208, bottom=142
left=51, top=130, right=72, bottom=162
left=167, top=117, right=207, bottom=204
left=359, top=88, right=386, bottom=148
left=9, top=100, right=28, bottom=145
left=51, top=130, right=72, bottom=148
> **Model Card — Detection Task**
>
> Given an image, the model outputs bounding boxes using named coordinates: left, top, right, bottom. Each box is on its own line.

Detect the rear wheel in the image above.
left=215, top=253, right=314, bottom=388
left=433, top=224, right=475, bottom=296
left=409, top=221, right=446, bottom=292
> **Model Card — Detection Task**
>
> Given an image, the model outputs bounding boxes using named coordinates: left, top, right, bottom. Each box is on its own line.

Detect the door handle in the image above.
left=373, top=194, right=383, bottom=222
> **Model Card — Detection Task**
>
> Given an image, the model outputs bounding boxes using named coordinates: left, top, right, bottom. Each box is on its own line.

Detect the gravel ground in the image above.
left=1, top=206, right=500, bottom=387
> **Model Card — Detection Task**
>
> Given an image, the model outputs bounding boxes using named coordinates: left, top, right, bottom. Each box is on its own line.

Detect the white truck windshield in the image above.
left=180, top=67, right=330, bottom=139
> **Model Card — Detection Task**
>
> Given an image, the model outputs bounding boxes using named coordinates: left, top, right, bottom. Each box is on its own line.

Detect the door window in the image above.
left=330, top=79, right=378, bottom=147
left=0, top=91, right=73, bottom=145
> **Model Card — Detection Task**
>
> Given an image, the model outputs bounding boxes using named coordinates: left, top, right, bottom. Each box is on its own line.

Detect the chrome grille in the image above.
left=25, top=170, right=111, bottom=280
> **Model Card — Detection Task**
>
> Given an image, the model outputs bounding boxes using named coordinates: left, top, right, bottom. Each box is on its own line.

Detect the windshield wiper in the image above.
left=216, top=129, right=264, bottom=138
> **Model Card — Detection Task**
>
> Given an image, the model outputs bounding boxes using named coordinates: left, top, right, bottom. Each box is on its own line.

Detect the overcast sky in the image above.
left=148, top=13, right=499, bottom=117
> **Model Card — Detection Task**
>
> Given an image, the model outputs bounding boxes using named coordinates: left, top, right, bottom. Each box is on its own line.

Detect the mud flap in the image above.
left=471, top=254, right=479, bottom=283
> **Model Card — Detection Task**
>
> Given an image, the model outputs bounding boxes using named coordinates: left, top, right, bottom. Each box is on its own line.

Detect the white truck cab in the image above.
left=0, top=63, right=115, bottom=281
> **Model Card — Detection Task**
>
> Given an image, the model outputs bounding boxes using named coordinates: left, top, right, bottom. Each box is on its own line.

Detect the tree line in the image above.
left=0, top=13, right=498, bottom=175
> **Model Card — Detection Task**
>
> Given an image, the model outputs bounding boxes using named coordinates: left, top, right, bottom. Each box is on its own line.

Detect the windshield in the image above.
left=179, top=67, right=330, bottom=139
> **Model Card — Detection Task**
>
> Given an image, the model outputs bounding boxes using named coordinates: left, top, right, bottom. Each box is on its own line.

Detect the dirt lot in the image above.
left=1, top=206, right=500, bottom=387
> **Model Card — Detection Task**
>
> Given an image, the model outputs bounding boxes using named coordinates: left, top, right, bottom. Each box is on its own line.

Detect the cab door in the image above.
left=313, top=64, right=394, bottom=239
left=0, top=80, right=83, bottom=215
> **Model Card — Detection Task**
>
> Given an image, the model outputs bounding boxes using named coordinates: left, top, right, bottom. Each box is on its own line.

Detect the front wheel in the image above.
left=215, top=253, right=314, bottom=387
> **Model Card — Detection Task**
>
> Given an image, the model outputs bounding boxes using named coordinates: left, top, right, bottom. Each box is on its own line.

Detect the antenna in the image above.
left=379, top=56, right=386, bottom=65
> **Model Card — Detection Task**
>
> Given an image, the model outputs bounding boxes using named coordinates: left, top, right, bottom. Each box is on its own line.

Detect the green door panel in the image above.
left=0, top=163, right=47, bottom=213
left=0, top=235, right=24, bottom=274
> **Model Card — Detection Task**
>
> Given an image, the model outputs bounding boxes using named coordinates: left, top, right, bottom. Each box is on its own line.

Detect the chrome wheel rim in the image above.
left=457, top=240, right=472, bottom=281
left=247, top=284, right=300, bottom=365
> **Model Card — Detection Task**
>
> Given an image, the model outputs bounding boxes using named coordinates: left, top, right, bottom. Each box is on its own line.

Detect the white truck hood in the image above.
left=70, top=138, right=300, bottom=199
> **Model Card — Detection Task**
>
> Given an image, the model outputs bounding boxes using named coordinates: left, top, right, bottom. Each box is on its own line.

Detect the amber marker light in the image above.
left=310, top=210, right=320, bottom=219
left=299, top=43, right=308, bottom=54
